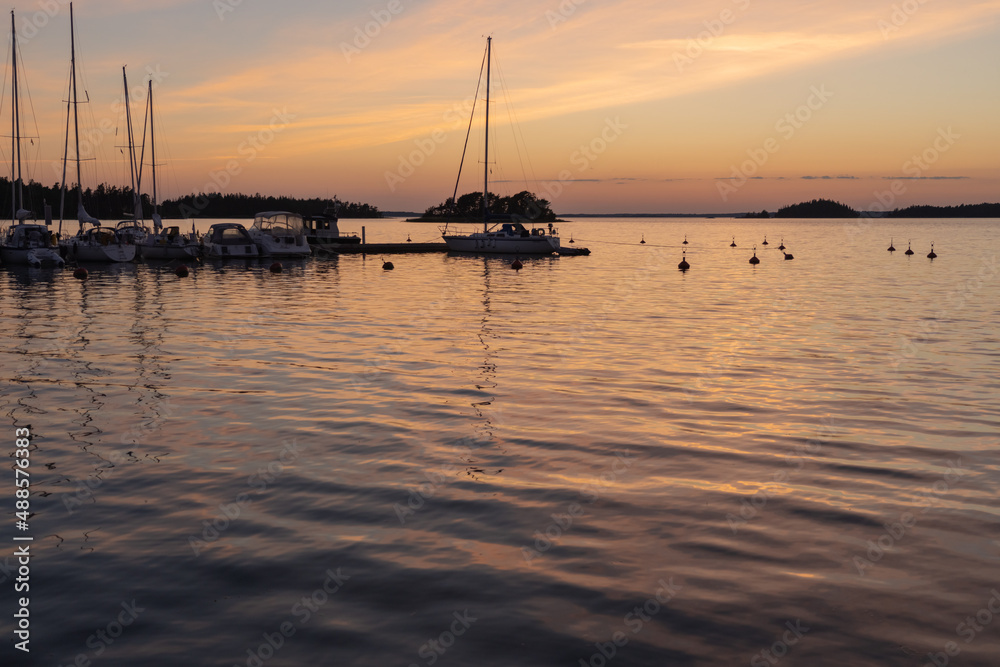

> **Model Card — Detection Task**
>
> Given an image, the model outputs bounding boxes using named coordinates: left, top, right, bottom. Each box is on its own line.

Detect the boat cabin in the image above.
left=208, top=223, right=253, bottom=245
left=4, top=224, right=54, bottom=249
left=252, top=211, right=306, bottom=238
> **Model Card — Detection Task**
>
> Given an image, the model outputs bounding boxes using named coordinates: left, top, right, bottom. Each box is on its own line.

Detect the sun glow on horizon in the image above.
left=0, top=0, right=996, bottom=214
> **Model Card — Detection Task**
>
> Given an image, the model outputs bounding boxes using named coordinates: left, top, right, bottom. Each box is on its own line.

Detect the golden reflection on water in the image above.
left=1, top=218, right=998, bottom=665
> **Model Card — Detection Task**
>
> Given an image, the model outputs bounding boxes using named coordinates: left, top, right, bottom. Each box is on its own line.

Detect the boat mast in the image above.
left=10, top=11, right=16, bottom=224
left=10, top=10, right=26, bottom=223
left=483, top=36, right=490, bottom=233
left=149, top=80, right=158, bottom=225
left=70, top=2, right=84, bottom=230
left=122, top=65, right=141, bottom=220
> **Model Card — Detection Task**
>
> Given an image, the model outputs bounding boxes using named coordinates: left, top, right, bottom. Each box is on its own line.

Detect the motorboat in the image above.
left=202, top=222, right=259, bottom=258
left=303, top=206, right=360, bottom=252
left=248, top=211, right=310, bottom=257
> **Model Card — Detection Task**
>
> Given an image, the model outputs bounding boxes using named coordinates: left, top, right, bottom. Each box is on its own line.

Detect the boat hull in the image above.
left=204, top=243, right=259, bottom=259
left=442, top=233, right=560, bottom=254
left=140, top=241, right=201, bottom=260
left=253, top=235, right=311, bottom=257
left=61, top=241, right=136, bottom=262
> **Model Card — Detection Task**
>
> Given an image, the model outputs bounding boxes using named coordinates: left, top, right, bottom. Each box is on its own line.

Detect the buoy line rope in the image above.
left=569, top=238, right=784, bottom=251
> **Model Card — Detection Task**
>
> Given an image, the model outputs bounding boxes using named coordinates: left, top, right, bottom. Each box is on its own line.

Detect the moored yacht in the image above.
left=1, top=222, right=65, bottom=267
left=1, top=11, right=64, bottom=268
left=303, top=206, right=360, bottom=252
left=202, top=222, right=259, bottom=258
left=440, top=37, right=560, bottom=255
left=248, top=211, right=310, bottom=257
left=57, top=5, right=136, bottom=264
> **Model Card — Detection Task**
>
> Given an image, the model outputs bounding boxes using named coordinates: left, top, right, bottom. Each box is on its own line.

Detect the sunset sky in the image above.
left=4, top=0, right=999, bottom=214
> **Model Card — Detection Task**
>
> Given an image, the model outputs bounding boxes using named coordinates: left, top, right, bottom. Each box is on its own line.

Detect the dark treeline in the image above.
left=0, top=177, right=152, bottom=225
left=884, top=203, right=1000, bottom=218
left=159, top=193, right=382, bottom=218
left=0, top=177, right=382, bottom=222
left=417, top=190, right=556, bottom=222
left=749, top=200, right=1000, bottom=219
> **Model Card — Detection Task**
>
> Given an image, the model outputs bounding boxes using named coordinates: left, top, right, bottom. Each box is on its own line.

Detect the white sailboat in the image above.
left=0, top=11, right=64, bottom=268
left=57, top=4, right=136, bottom=263
left=113, top=65, right=149, bottom=248
left=441, top=37, right=560, bottom=255
left=138, top=79, right=200, bottom=260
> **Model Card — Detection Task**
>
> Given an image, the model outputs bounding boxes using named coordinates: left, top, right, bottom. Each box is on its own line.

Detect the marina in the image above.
left=0, top=1, right=996, bottom=665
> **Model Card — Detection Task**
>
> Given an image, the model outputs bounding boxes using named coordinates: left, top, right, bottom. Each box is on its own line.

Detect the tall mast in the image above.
left=10, top=11, right=16, bottom=223
left=70, top=3, right=83, bottom=228
left=122, top=65, right=140, bottom=220
left=482, top=36, right=490, bottom=232
left=149, top=80, right=157, bottom=218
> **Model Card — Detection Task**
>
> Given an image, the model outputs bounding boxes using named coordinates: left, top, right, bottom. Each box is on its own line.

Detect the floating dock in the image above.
left=314, top=242, right=590, bottom=256
left=316, top=242, right=448, bottom=254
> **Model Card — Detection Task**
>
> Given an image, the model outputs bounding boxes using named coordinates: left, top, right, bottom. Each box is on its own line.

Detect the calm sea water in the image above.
left=1, top=217, right=998, bottom=667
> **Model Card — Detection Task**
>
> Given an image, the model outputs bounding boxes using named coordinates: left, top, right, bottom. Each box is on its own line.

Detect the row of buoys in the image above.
left=678, top=243, right=794, bottom=271
left=645, top=235, right=789, bottom=249
left=889, top=239, right=937, bottom=259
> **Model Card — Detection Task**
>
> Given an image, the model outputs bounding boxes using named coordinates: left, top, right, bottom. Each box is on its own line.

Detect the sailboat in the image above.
left=138, top=79, right=200, bottom=259
left=58, top=3, right=136, bottom=263
left=113, top=66, right=149, bottom=248
left=441, top=37, right=560, bottom=255
left=0, top=11, right=64, bottom=268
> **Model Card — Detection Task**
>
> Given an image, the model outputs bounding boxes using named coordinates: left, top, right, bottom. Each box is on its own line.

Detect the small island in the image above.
left=774, top=198, right=859, bottom=218
left=411, top=190, right=557, bottom=222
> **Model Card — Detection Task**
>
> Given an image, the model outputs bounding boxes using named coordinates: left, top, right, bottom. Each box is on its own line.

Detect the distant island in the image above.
left=411, top=190, right=557, bottom=223
left=884, top=203, right=1000, bottom=218
left=775, top=199, right=859, bottom=218
left=742, top=199, right=1000, bottom=218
